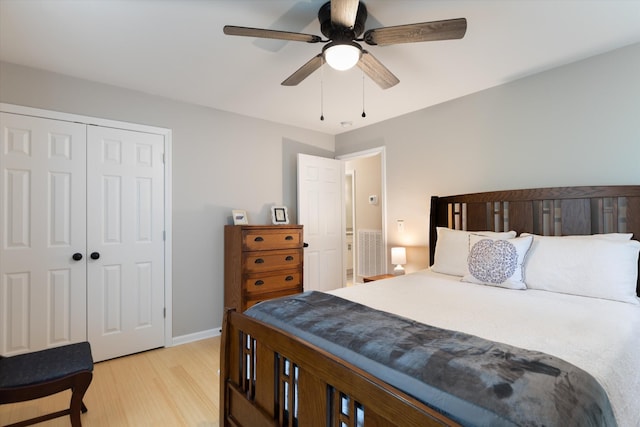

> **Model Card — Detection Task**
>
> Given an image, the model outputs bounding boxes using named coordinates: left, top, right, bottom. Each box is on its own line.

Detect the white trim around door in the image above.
left=0, top=103, right=174, bottom=352
left=336, top=146, right=388, bottom=276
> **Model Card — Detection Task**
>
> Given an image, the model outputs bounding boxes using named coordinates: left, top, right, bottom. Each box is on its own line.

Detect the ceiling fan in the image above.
left=223, top=0, right=467, bottom=90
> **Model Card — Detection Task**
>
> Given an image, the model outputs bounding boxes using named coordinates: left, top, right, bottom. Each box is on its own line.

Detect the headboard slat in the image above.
left=560, top=199, right=591, bottom=235
left=466, top=203, right=488, bottom=231
left=508, top=200, right=533, bottom=233
left=627, top=197, right=640, bottom=235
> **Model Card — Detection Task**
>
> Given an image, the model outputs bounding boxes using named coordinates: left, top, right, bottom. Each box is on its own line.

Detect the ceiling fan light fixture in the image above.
left=323, top=42, right=362, bottom=71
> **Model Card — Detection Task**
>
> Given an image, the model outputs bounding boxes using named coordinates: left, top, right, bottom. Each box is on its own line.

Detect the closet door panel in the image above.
left=0, top=112, right=87, bottom=355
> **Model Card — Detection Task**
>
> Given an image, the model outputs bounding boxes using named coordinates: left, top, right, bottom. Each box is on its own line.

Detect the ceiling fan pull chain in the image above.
left=361, top=72, right=367, bottom=118
left=320, top=61, right=325, bottom=121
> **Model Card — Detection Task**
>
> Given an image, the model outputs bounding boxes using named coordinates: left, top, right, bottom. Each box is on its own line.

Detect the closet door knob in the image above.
left=72, top=253, right=83, bottom=261
left=90, top=252, right=100, bottom=260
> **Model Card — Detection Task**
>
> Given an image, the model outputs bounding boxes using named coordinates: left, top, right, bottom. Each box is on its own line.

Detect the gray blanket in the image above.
left=246, top=291, right=616, bottom=427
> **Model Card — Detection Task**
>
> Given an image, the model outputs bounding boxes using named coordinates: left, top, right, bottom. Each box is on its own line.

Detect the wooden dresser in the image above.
left=224, top=225, right=303, bottom=312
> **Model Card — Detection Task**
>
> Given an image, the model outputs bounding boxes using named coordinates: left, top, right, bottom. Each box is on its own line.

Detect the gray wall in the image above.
left=0, top=61, right=334, bottom=338
left=336, top=42, right=640, bottom=268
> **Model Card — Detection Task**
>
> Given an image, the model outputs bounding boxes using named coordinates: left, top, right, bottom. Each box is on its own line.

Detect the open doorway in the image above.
left=339, top=148, right=386, bottom=285
left=345, top=170, right=355, bottom=285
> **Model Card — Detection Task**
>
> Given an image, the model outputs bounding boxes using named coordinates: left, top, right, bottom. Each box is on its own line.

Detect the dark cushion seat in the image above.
left=0, top=341, right=94, bottom=427
left=0, top=342, right=93, bottom=388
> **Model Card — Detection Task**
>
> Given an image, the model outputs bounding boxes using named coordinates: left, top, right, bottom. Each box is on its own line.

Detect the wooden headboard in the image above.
left=429, top=185, right=640, bottom=297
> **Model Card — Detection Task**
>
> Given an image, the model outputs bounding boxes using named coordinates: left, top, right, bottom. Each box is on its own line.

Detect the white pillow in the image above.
left=431, top=227, right=516, bottom=277
left=462, top=235, right=533, bottom=290
left=521, top=232, right=633, bottom=241
left=523, top=235, right=640, bottom=304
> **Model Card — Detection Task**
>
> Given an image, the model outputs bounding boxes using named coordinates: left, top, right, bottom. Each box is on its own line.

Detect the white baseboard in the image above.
left=171, top=327, right=221, bottom=346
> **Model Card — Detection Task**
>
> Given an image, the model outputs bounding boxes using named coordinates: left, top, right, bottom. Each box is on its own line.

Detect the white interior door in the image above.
left=297, top=154, right=344, bottom=291
left=86, top=126, right=165, bottom=361
left=0, top=112, right=87, bottom=355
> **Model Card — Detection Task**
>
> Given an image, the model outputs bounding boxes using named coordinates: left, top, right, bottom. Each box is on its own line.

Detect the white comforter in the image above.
left=329, top=270, right=640, bottom=427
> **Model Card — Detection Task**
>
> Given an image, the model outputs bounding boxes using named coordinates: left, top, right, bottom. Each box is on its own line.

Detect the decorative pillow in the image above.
left=523, top=235, right=640, bottom=304
left=462, top=235, right=533, bottom=289
left=431, top=227, right=516, bottom=277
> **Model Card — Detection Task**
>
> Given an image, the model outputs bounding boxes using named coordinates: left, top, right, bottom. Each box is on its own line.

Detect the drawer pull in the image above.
left=285, top=256, right=294, bottom=261
left=255, top=258, right=264, bottom=264
left=254, top=236, right=264, bottom=242
left=254, top=280, right=264, bottom=286
left=285, top=235, right=294, bottom=240
left=285, top=276, right=294, bottom=281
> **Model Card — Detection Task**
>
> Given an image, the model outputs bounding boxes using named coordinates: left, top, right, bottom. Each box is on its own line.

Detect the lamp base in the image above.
left=393, top=265, right=405, bottom=276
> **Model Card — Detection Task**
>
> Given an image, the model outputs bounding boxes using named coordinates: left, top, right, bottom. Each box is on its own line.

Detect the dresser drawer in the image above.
left=242, top=228, right=302, bottom=251
left=244, top=271, right=301, bottom=296
left=243, top=249, right=302, bottom=273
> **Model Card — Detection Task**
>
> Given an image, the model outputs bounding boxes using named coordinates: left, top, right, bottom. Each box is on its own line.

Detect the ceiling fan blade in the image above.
left=357, top=51, right=399, bottom=90
left=282, top=54, right=324, bottom=86
left=331, top=0, right=360, bottom=28
left=363, top=18, right=467, bottom=46
left=223, top=25, right=321, bottom=43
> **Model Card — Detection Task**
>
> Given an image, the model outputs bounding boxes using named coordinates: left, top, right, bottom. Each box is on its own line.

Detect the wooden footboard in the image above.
left=220, top=308, right=460, bottom=427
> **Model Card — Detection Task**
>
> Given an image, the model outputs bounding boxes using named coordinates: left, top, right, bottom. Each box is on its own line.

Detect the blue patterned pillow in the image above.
left=431, top=227, right=517, bottom=277
left=462, top=235, right=533, bottom=289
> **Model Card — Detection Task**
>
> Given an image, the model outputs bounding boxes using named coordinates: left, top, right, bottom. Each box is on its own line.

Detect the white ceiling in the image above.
left=1, top=0, right=640, bottom=135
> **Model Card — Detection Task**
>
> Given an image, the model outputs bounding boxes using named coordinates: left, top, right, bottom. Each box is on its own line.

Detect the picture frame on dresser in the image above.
left=231, top=209, right=248, bottom=225
left=271, top=206, right=289, bottom=224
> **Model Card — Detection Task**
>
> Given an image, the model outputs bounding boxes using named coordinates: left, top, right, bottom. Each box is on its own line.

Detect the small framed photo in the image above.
left=232, top=209, right=248, bottom=225
left=271, top=206, right=289, bottom=225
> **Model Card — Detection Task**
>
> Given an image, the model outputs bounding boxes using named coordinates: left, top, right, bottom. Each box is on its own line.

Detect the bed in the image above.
left=220, top=185, right=640, bottom=427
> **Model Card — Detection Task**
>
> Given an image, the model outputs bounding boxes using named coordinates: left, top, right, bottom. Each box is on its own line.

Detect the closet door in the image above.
left=86, top=126, right=165, bottom=361
left=0, top=112, right=87, bottom=355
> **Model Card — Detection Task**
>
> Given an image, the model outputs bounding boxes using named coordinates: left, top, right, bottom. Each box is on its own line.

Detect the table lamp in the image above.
left=391, top=247, right=406, bottom=275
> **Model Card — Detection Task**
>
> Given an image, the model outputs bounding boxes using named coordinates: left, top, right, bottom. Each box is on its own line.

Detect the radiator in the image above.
left=357, top=229, right=383, bottom=276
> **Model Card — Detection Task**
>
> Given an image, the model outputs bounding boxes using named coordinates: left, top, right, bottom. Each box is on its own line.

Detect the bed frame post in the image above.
left=219, top=308, right=232, bottom=427
left=429, top=196, right=439, bottom=266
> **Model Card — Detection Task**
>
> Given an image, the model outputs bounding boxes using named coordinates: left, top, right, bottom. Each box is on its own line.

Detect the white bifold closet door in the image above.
left=1, top=112, right=165, bottom=361
left=86, top=125, right=165, bottom=362
left=0, top=113, right=87, bottom=355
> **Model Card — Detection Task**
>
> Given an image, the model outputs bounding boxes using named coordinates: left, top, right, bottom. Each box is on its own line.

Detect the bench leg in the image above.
left=69, top=371, right=93, bottom=427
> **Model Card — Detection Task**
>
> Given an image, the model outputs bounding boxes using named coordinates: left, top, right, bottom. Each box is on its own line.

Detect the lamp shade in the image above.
left=323, top=42, right=362, bottom=71
left=391, top=247, right=407, bottom=265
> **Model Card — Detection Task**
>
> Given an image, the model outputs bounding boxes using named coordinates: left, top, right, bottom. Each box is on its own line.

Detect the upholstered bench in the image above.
left=0, top=342, right=93, bottom=427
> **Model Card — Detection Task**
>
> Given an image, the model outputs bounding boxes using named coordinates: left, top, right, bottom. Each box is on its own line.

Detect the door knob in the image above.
left=90, top=252, right=100, bottom=260
left=72, top=253, right=83, bottom=261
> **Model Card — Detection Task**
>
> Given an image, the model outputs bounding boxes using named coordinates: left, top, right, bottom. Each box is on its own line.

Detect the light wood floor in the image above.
left=1, top=337, right=221, bottom=427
